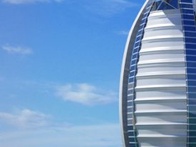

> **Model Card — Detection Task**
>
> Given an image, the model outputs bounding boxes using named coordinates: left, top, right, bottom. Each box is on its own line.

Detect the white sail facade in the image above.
left=119, top=0, right=196, bottom=147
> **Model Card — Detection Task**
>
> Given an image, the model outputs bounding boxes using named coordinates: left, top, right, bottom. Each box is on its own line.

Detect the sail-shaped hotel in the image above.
left=119, top=0, right=196, bottom=146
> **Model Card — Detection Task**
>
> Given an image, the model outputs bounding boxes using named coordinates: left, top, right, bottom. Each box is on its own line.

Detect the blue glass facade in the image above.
left=179, top=0, right=196, bottom=146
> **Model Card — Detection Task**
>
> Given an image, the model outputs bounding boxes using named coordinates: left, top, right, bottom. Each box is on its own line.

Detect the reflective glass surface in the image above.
left=185, top=32, right=196, bottom=37
left=186, top=43, right=196, bottom=49
left=180, top=0, right=196, bottom=145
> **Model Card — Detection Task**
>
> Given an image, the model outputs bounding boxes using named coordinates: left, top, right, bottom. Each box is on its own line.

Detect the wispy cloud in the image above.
left=0, top=123, right=121, bottom=147
left=2, top=45, right=33, bottom=55
left=56, top=83, right=117, bottom=105
left=0, top=109, right=121, bottom=146
left=0, top=109, right=50, bottom=128
left=117, top=30, right=129, bottom=35
left=2, top=0, right=63, bottom=4
left=83, top=0, right=138, bottom=17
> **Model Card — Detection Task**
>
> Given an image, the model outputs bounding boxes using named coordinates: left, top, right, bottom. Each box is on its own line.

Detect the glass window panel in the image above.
left=127, top=114, right=133, bottom=119
left=136, top=34, right=142, bottom=39
left=189, top=131, right=196, bottom=136
left=185, top=32, right=196, bottom=37
left=187, top=56, right=196, bottom=62
left=186, top=49, right=196, bottom=55
left=187, top=62, right=196, bottom=67
left=127, top=95, right=133, bottom=100
left=128, top=90, right=133, bottom=95
left=186, top=43, right=196, bottom=49
left=188, top=86, right=196, bottom=91
left=128, top=83, right=134, bottom=89
left=141, top=16, right=148, bottom=21
left=128, top=135, right=136, bottom=138
left=180, top=0, right=193, bottom=3
left=127, top=107, right=133, bottom=112
left=185, top=38, right=196, bottom=43
left=131, top=59, right=137, bottom=65
left=189, top=125, right=196, bottom=131
left=138, top=27, right=143, bottom=31
left=127, top=100, right=133, bottom=105
left=188, top=74, right=196, bottom=80
left=129, top=71, right=135, bottom=77
left=129, top=77, right=134, bottom=83
left=180, top=3, right=193, bottom=8
left=130, top=65, right=136, bottom=71
left=189, top=106, right=196, bottom=112
left=141, top=19, right=146, bottom=26
left=187, top=68, right=196, bottom=74
left=188, top=80, right=196, bottom=86
left=127, top=131, right=135, bottom=137
left=188, top=142, right=196, bottom=146
left=132, top=54, right=138, bottom=60
left=136, top=33, right=142, bottom=39
left=189, top=112, right=196, bottom=118
left=132, top=49, right=139, bottom=54
left=146, top=4, right=153, bottom=10
left=188, top=92, right=196, bottom=101
left=189, top=98, right=196, bottom=104
left=182, top=14, right=194, bottom=20
left=135, top=37, right=141, bottom=43
left=137, top=28, right=144, bottom=34
left=189, top=137, right=196, bottom=142
left=140, top=22, right=146, bottom=27
left=127, top=119, right=133, bottom=125
left=188, top=92, right=196, bottom=98
left=144, top=8, right=150, bottom=14
left=137, top=31, right=143, bottom=36
left=183, top=20, right=195, bottom=25
left=135, top=38, right=140, bottom=43
left=134, top=42, right=141, bottom=48
left=127, top=126, right=133, bottom=130
left=169, top=0, right=178, bottom=8
left=140, top=18, right=146, bottom=24
left=184, top=26, right=196, bottom=31
left=133, top=48, right=139, bottom=53
left=189, top=118, right=196, bottom=123
left=181, top=9, right=194, bottom=13
left=136, top=33, right=142, bottom=40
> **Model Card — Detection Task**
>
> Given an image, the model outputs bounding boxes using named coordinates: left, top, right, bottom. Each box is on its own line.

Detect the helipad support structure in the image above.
left=119, top=0, right=196, bottom=147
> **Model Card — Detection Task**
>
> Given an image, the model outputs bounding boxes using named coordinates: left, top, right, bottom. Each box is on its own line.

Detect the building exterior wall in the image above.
left=119, top=0, right=196, bottom=147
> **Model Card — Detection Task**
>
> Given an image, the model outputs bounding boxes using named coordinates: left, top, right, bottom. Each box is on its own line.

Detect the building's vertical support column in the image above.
left=126, top=1, right=154, bottom=146
left=179, top=0, right=196, bottom=146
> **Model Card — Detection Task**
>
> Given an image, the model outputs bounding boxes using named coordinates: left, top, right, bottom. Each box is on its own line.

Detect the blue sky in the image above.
left=0, top=0, right=144, bottom=146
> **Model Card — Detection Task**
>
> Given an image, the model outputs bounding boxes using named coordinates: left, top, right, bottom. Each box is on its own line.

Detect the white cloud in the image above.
left=2, top=0, right=63, bottom=4
left=0, top=109, right=50, bottom=128
left=117, top=30, right=129, bottom=35
left=0, top=123, right=121, bottom=147
left=0, top=109, right=121, bottom=147
left=2, top=45, right=33, bottom=55
left=56, top=83, right=117, bottom=105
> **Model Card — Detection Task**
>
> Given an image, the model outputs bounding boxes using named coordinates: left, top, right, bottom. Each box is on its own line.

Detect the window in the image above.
left=182, top=14, right=195, bottom=20
left=185, top=32, right=196, bottom=37
left=187, top=62, right=196, bottom=67
left=187, top=56, right=196, bottom=62
left=186, top=43, right=196, bottom=49
left=184, top=26, right=196, bottom=31
left=183, top=20, right=195, bottom=25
